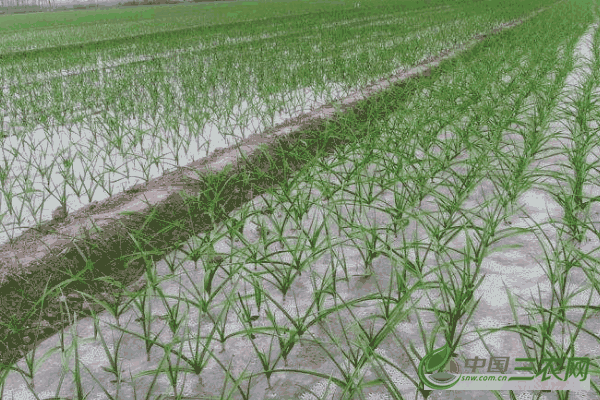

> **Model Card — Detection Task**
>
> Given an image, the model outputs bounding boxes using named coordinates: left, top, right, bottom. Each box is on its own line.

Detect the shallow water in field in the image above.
left=0, top=74, right=362, bottom=247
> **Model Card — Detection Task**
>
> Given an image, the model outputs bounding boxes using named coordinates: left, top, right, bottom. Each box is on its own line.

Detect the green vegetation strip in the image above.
left=0, top=0, right=540, bottom=54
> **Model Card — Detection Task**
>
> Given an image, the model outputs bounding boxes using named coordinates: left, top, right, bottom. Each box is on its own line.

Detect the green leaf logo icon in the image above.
left=424, top=344, right=452, bottom=373
left=418, top=344, right=461, bottom=390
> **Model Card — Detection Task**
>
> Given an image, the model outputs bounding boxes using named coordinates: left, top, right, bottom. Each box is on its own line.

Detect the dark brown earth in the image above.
left=0, top=12, right=541, bottom=374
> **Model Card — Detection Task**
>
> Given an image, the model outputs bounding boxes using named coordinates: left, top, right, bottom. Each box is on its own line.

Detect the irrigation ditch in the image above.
left=0, top=10, right=547, bottom=374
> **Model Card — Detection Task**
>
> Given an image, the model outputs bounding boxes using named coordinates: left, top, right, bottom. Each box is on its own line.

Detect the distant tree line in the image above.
left=0, top=0, right=56, bottom=14
left=0, top=0, right=230, bottom=13
left=0, top=0, right=51, bottom=6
